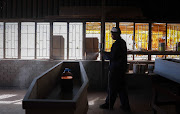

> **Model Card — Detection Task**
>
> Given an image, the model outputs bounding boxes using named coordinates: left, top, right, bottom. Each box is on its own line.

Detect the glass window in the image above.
left=5, top=23, right=18, bottom=58
left=151, top=23, right=166, bottom=60
left=134, top=23, right=149, bottom=60
left=53, top=22, right=67, bottom=59
left=37, top=23, right=50, bottom=59
left=166, top=24, right=180, bottom=59
left=21, top=22, right=35, bottom=59
left=69, top=22, right=83, bottom=59
left=151, top=55, right=165, bottom=61
left=152, top=23, right=166, bottom=50
left=86, top=22, right=101, bottom=60
left=0, top=22, right=3, bottom=58
left=105, top=22, right=116, bottom=52
left=119, top=22, right=134, bottom=50
left=119, top=22, right=134, bottom=60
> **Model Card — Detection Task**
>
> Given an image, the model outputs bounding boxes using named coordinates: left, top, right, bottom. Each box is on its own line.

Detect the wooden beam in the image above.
left=101, top=0, right=105, bottom=88
left=27, top=0, right=32, bottom=18
left=165, top=23, right=167, bottom=59
left=3, top=22, right=5, bottom=58
left=12, top=0, right=16, bottom=18
left=17, top=0, right=22, bottom=18
left=133, top=22, right=135, bottom=60
left=23, top=0, right=27, bottom=18
left=35, top=22, right=37, bottom=59
left=48, top=0, right=52, bottom=16
left=7, top=0, right=12, bottom=18
left=83, top=21, right=86, bottom=59
left=38, top=0, right=42, bottom=18
left=33, top=0, right=37, bottom=18
left=148, top=22, right=152, bottom=60
left=54, top=0, right=58, bottom=15
left=50, top=21, right=53, bottom=59
left=18, top=22, right=21, bottom=59
left=43, top=0, right=48, bottom=17
left=67, top=22, right=69, bottom=59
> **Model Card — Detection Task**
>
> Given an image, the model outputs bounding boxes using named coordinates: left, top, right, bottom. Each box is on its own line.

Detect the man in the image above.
left=100, top=27, right=131, bottom=111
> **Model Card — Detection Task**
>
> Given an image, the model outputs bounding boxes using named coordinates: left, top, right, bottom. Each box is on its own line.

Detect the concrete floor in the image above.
left=0, top=88, right=154, bottom=114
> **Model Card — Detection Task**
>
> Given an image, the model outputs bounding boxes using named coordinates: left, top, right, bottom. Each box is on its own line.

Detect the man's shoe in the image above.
left=99, top=103, right=113, bottom=110
left=120, top=106, right=131, bottom=112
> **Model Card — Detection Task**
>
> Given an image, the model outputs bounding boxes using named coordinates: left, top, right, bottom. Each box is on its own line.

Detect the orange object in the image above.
left=61, top=76, right=73, bottom=79
left=61, top=68, right=73, bottom=92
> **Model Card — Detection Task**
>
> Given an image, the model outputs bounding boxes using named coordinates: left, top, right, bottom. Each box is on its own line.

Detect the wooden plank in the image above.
left=148, top=22, right=152, bottom=60
left=2, top=1, right=7, bottom=18
left=33, top=0, right=37, bottom=18
left=23, top=0, right=27, bottom=18
left=0, top=4, right=2, bottom=18
left=3, top=22, right=5, bottom=58
left=127, top=50, right=180, bottom=55
left=67, top=22, right=69, bottom=59
left=7, top=0, right=12, bottom=18
left=48, top=0, right=53, bottom=15
left=35, top=22, right=37, bottom=59
left=18, top=22, right=21, bottom=59
left=64, top=0, right=69, bottom=6
left=59, top=0, right=64, bottom=6
left=12, top=0, right=17, bottom=18
left=17, top=0, right=22, bottom=18
left=83, top=22, right=86, bottom=59
left=27, top=0, right=32, bottom=18
left=43, top=0, right=48, bottom=17
left=53, top=0, right=58, bottom=15
left=50, top=22, right=53, bottom=59
left=38, top=0, right=42, bottom=17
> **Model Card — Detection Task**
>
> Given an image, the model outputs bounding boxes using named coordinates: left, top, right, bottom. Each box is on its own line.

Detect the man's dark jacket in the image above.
left=105, top=37, right=127, bottom=73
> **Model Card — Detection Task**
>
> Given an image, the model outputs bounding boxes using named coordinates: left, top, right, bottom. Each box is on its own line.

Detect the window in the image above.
left=21, top=22, right=35, bottom=59
left=105, top=22, right=116, bottom=52
left=166, top=24, right=180, bottom=59
left=53, top=22, right=67, bottom=59
left=37, top=23, right=50, bottom=59
left=119, top=22, right=134, bottom=60
left=86, top=22, right=101, bottom=60
left=151, top=23, right=166, bottom=60
left=0, top=22, right=3, bottom=58
left=5, top=23, right=18, bottom=58
left=69, top=22, right=83, bottom=59
left=134, top=23, right=149, bottom=60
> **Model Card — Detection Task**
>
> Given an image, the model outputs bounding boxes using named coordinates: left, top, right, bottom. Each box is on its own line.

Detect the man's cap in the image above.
left=111, top=27, right=121, bottom=34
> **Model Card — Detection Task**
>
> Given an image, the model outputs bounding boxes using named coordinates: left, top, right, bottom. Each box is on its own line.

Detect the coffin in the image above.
left=22, top=61, right=89, bottom=114
left=154, top=59, right=180, bottom=84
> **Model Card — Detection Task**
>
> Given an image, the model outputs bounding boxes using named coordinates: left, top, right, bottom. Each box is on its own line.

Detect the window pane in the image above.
left=151, top=55, right=165, bottom=61
left=151, top=23, right=166, bottom=60
left=86, top=22, right=101, bottom=60
left=119, top=22, right=134, bottom=50
left=167, top=24, right=180, bottom=59
left=152, top=23, right=166, bottom=50
left=105, top=22, right=116, bottom=52
left=134, top=23, right=149, bottom=60
left=69, top=22, right=83, bottom=59
left=119, top=22, right=134, bottom=60
left=166, top=55, right=180, bottom=59
left=21, top=22, right=35, bottom=59
left=37, top=23, right=50, bottom=59
left=53, top=22, right=67, bottom=59
left=0, top=22, right=3, bottom=58
left=5, top=23, right=18, bottom=58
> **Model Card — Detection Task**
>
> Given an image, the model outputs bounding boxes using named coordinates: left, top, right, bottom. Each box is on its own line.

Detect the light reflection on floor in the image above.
left=0, top=94, right=23, bottom=105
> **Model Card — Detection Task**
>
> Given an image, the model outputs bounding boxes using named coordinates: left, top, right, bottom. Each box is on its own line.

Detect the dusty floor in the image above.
left=0, top=88, right=154, bottom=114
